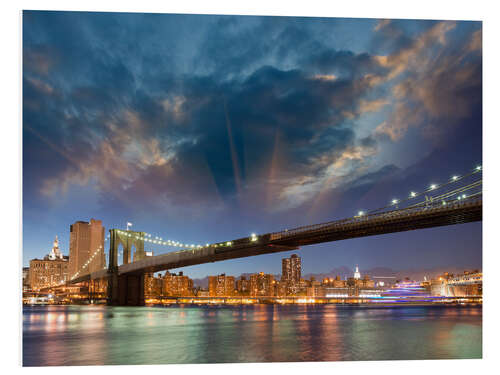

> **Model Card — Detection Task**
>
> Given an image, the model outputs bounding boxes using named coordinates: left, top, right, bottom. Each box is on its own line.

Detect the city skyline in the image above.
left=23, top=12, right=482, bottom=279
left=26, top=229, right=481, bottom=289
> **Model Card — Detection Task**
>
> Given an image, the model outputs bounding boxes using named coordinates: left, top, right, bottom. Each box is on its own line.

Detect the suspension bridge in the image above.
left=66, top=165, right=482, bottom=305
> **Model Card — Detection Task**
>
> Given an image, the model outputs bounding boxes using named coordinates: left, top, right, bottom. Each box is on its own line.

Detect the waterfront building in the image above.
left=430, top=270, right=482, bottom=297
left=197, top=290, right=209, bottom=297
left=23, top=267, right=30, bottom=292
left=208, top=274, right=235, bottom=296
left=362, top=275, right=375, bottom=288
left=29, top=236, right=69, bottom=290
left=297, top=278, right=308, bottom=296
left=430, top=277, right=447, bottom=296
left=163, top=271, right=194, bottom=296
left=309, top=277, right=321, bottom=288
left=333, top=275, right=347, bottom=287
left=145, top=273, right=163, bottom=297
left=69, top=219, right=105, bottom=277
left=322, top=277, right=333, bottom=285
left=322, top=275, right=347, bottom=288
left=307, top=285, right=326, bottom=297
left=236, top=276, right=250, bottom=296
left=249, top=272, right=275, bottom=296
left=344, top=267, right=377, bottom=296
left=276, top=280, right=287, bottom=297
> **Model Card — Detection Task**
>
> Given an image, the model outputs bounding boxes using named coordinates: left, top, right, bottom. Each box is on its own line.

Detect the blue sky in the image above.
left=22, top=11, right=482, bottom=278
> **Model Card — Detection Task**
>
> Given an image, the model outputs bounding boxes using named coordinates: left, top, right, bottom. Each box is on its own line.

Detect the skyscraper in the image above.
left=69, top=219, right=105, bottom=278
left=281, top=254, right=302, bottom=295
left=282, top=254, right=301, bottom=283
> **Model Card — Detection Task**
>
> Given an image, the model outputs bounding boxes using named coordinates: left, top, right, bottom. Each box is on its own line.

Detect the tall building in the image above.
left=249, top=272, right=275, bottom=296
left=208, top=274, right=235, bottom=297
left=282, top=254, right=301, bottom=282
left=29, top=236, right=69, bottom=290
left=69, top=219, right=105, bottom=278
left=281, top=254, right=301, bottom=295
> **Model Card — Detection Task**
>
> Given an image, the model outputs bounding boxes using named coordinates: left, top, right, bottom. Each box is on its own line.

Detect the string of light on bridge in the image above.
left=110, top=230, right=259, bottom=252
left=356, top=165, right=482, bottom=217
left=112, top=230, right=207, bottom=249
left=69, top=244, right=105, bottom=281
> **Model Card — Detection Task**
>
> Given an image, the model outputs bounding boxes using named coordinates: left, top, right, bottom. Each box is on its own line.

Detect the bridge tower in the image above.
left=107, top=229, right=147, bottom=306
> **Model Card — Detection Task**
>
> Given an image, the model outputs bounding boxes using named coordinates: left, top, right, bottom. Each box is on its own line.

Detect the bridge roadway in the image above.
left=71, top=196, right=482, bottom=284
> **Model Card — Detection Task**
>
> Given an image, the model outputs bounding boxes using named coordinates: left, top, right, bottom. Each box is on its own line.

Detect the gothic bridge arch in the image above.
left=108, top=229, right=147, bottom=306
left=108, top=229, right=146, bottom=269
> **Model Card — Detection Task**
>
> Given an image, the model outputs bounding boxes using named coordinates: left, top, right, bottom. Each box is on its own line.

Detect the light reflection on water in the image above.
left=23, top=304, right=482, bottom=366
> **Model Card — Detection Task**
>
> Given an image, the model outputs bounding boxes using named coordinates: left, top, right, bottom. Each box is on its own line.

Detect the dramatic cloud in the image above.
left=374, top=21, right=482, bottom=142
left=23, top=12, right=482, bottom=220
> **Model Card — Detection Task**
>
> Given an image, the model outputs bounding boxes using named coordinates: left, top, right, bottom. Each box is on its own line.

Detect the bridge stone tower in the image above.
left=107, top=229, right=147, bottom=306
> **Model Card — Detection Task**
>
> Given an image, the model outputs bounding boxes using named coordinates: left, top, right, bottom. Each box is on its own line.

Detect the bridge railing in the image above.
left=269, top=194, right=482, bottom=241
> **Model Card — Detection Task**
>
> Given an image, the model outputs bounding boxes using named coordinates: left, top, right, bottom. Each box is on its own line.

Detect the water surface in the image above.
left=23, top=304, right=482, bottom=366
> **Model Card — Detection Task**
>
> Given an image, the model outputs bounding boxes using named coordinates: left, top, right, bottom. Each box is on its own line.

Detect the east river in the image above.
left=23, top=304, right=482, bottom=366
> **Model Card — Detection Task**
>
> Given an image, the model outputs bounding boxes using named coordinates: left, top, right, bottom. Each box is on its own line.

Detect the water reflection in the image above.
left=23, top=304, right=482, bottom=366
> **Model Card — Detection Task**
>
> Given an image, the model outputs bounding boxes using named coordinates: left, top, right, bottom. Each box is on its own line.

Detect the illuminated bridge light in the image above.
left=391, top=199, right=398, bottom=205
left=410, top=191, right=416, bottom=198
left=358, top=211, right=365, bottom=216
left=251, top=233, right=258, bottom=242
left=452, top=175, right=459, bottom=181
left=430, top=184, right=437, bottom=190
left=462, top=194, right=467, bottom=199
left=476, top=165, right=482, bottom=171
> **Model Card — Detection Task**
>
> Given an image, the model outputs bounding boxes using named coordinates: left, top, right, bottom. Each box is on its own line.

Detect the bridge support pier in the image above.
left=107, top=271, right=145, bottom=306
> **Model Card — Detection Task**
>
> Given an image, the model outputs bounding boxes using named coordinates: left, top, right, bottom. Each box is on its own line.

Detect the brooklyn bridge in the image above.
left=65, top=166, right=482, bottom=305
